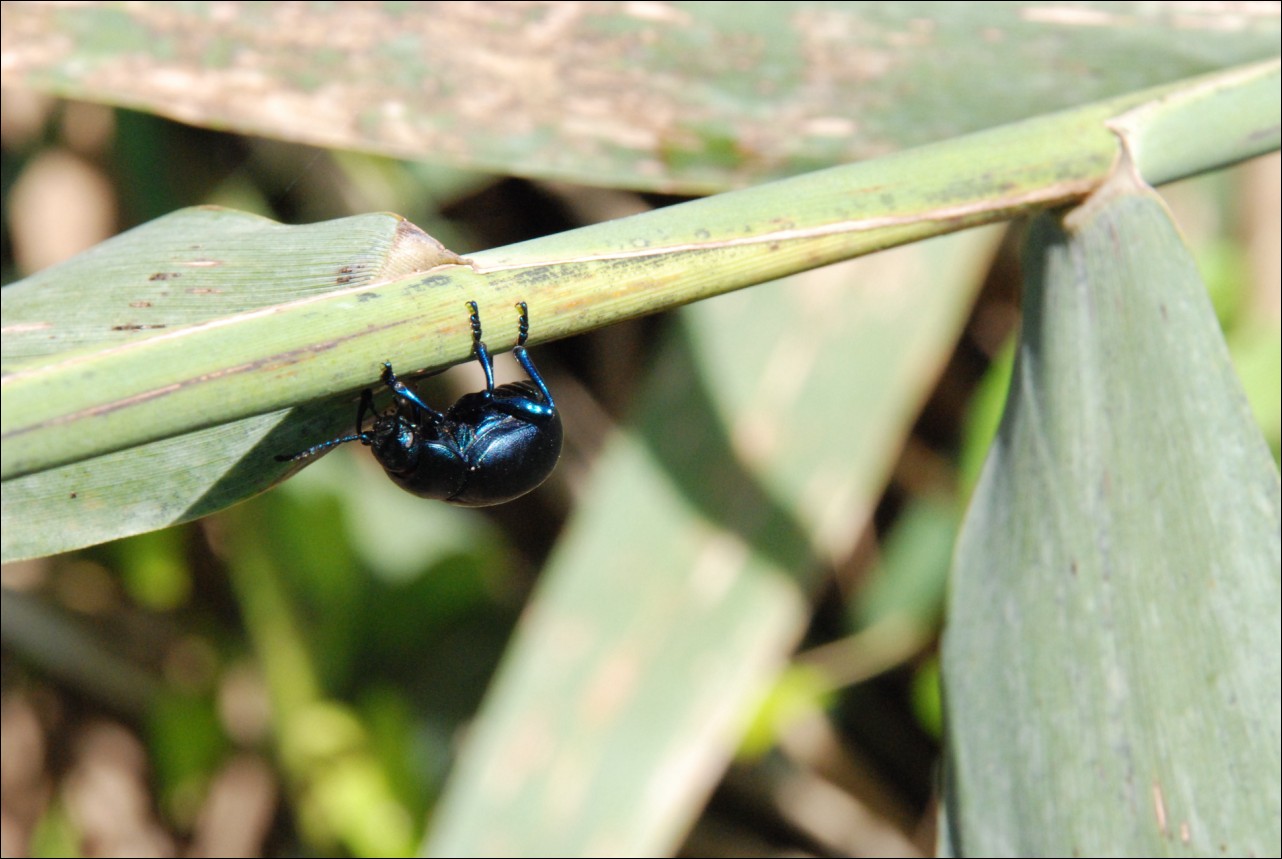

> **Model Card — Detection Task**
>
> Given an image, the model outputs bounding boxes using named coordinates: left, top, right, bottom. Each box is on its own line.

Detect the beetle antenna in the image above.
left=275, top=432, right=366, bottom=462
left=276, top=388, right=378, bottom=462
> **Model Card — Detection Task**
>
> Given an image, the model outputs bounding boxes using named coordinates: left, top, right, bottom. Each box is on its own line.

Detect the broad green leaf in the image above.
left=0, top=209, right=460, bottom=561
left=2, top=2, right=1277, bottom=192
left=941, top=177, right=1281, bottom=854
left=424, top=226, right=997, bottom=857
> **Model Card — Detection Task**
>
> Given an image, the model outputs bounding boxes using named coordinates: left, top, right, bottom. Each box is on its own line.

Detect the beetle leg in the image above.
left=513, top=347, right=556, bottom=410
left=473, top=340, right=496, bottom=395
left=488, top=301, right=555, bottom=422
left=467, top=300, right=497, bottom=395
left=381, top=361, right=446, bottom=423
left=515, top=301, right=530, bottom=346
left=488, top=390, right=556, bottom=423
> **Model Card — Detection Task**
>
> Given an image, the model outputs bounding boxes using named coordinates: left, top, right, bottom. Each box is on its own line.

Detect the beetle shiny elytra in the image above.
left=277, top=301, right=561, bottom=506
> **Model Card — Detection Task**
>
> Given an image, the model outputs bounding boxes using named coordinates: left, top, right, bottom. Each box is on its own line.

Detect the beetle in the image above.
left=277, top=300, right=561, bottom=506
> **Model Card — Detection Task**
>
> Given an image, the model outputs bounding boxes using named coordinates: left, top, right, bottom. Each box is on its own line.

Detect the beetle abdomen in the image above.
left=447, top=415, right=563, bottom=507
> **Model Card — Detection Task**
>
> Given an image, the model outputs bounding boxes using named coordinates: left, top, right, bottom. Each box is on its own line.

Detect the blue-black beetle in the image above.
left=278, top=301, right=561, bottom=506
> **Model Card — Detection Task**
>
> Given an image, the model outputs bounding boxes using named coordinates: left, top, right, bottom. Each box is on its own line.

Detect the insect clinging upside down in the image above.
left=277, top=301, right=561, bottom=506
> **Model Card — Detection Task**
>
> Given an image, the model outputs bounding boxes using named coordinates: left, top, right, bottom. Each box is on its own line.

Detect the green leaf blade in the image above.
left=4, top=3, right=1277, bottom=192
left=942, top=184, right=1281, bottom=854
